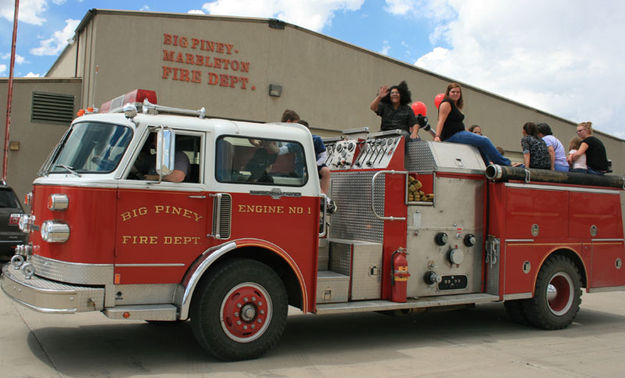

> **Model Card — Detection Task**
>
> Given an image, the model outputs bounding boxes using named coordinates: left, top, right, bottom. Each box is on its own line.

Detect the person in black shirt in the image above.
left=567, top=121, right=608, bottom=175
left=370, top=81, right=420, bottom=140
left=433, top=82, right=510, bottom=166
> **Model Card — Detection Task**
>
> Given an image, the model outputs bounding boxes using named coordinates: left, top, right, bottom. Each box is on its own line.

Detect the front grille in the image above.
left=212, top=194, right=232, bottom=239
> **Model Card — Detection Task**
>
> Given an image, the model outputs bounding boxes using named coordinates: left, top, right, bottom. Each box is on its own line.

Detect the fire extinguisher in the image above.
left=391, top=248, right=410, bottom=303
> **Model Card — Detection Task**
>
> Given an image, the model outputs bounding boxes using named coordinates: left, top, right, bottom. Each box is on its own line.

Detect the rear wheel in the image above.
left=190, top=259, right=288, bottom=361
left=522, top=255, right=582, bottom=329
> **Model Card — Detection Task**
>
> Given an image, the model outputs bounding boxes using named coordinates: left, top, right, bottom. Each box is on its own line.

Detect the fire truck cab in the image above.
left=3, top=90, right=625, bottom=361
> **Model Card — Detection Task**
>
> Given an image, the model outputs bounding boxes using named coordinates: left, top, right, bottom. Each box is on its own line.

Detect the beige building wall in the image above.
left=47, top=10, right=623, bottom=172
left=0, top=78, right=82, bottom=200
left=46, top=42, right=77, bottom=77
left=2, top=9, right=622, bottom=198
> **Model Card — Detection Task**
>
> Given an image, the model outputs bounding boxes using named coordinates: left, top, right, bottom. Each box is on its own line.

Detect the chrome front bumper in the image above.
left=1, top=263, right=104, bottom=313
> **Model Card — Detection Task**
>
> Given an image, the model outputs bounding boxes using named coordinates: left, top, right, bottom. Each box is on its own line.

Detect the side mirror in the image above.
left=156, top=128, right=175, bottom=177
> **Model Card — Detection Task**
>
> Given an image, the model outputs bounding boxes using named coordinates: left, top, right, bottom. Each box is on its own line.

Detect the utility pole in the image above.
left=3, top=0, right=20, bottom=182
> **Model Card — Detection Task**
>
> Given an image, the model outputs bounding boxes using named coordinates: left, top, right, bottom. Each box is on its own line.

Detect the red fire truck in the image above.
left=2, top=89, right=625, bottom=361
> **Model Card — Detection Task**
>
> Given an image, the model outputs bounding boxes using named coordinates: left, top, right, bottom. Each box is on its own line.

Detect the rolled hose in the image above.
left=485, top=164, right=625, bottom=189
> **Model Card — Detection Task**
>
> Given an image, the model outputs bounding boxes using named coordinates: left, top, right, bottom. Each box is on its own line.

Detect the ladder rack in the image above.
left=141, top=99, right=206, bottom=118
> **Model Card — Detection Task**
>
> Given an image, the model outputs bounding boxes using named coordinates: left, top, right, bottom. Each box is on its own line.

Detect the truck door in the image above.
left=214, top=135, right=319, bottom=296
left=115, top=130, right=210, bottom=285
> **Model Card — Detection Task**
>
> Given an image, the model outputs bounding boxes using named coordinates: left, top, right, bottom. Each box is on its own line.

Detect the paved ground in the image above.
left=1, top=274, right=625, bottom=377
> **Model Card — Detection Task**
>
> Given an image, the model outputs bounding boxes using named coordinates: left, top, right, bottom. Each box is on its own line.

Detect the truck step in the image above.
left=315, top=293, right=500, bottom=314
left=316, top=270, right=350, bottom=304
left=104, top=304, right=178, bottom=321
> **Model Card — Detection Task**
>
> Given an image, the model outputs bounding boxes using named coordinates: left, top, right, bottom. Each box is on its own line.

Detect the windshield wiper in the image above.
left=54, top=164, right=82, bottom=177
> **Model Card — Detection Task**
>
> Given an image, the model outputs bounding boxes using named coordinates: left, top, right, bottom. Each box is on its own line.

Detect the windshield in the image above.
left=47, top=122, right=133, bottom=174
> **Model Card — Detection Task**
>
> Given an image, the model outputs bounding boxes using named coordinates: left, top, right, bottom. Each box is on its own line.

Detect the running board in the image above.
left=104, top=304, right=178, bottom=321
left=315, top=293, right=500, bottom=314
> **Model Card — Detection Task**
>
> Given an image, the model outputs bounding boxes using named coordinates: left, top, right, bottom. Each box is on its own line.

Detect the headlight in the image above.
left=47, top=193, right=69, bottom=211
left=40, top=221, right=70, bottom=243
left=19, top=214, right=36, bottom=233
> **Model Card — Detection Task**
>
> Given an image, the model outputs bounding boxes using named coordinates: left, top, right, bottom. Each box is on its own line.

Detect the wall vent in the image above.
left=31, top=92, right=75, bottom=124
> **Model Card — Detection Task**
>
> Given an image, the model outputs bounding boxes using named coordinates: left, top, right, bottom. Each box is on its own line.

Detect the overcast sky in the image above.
left=1, top=0, right=624, bottom=139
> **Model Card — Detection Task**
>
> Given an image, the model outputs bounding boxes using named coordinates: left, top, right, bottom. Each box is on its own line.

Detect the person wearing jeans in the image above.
left=446, top=130, right=511, bottom=166
left=434, top=82, right=510, bottom=166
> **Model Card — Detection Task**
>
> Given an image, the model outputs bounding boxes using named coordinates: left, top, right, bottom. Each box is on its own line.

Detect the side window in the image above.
left=216, top=135, right=307, bottom=186
left=177, top=134, right=202, bottom=183
left=128, top=130, right=202, bottom=183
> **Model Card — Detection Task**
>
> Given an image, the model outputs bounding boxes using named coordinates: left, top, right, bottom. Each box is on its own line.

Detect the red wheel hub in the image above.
left=220, top=283, right=272, bottom=342
left=547, top=272, right=573, bottom=316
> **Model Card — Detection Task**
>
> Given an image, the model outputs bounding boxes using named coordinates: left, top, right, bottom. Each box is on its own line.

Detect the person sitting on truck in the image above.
left=370, top=81, right=420, bottom=140
left=280, top=110, right=336, bottom=213
left=568, top=136, right=588, bottom=173
left=537, top=122, right=568, bottom=172
left=433, top=83, right=510, bottom=166
left=298, top=120, right=331, bottom=194
left=132, top=132, right=190, bottom=183
left=468, top=124, right=483, bottom=136
left=513, top=122, right=550, bottom=169
left=567, top=121, right=608, bottom=175
left=280, top=110, right=331, bottom=196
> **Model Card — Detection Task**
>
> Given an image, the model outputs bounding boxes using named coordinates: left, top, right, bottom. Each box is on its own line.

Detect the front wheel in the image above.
left=522, top=255, right=582, bottom=330
left=190, top=259, right=288, bottom=361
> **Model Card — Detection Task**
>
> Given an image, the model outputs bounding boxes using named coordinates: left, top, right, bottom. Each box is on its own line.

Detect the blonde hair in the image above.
left=569, top=136, right=582, bottom=151
left=578, top=121, right=593, bottom=135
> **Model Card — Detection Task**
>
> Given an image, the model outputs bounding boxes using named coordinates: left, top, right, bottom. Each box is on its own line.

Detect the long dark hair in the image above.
left=443, top=82, right=463, bottom=109
left=380, top=80, right=412, bottom=106
left=523, top=122, right=540, bottom=138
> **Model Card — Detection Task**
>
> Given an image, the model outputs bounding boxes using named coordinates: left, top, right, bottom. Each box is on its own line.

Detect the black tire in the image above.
left=504, top=299, right=530, bottom=325
left=190, top=259, right=288, bottom=361
left=522, top=255, right=582, bottom=330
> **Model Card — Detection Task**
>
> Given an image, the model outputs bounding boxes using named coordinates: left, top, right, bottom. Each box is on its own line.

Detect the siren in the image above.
left=99, top=89, right=157, bottom=113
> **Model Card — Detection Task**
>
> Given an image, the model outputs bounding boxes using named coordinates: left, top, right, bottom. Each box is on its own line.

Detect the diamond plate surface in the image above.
left=329, top=171, right=385, bottom=243
left=405, top=141, right=437, bottom=172
left=2, top=264, right=104, bottom=312
left=32, top=254, right=113, bottom=285
left=329, top=241, right=351, bottom=276
left=405, top=140, right=486, bottom=172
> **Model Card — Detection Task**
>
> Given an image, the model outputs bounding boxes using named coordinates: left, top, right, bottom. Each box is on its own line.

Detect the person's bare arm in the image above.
left=369, top=85, right=389, bottom=113
left=143, top=171, right=184, bottom=182
left=410, top=124, right=420, bottom=139
left=163, top=170, right=185, bottom=183
left=523, top=152, right=531, bottom=167
left=434, top=102, right=451, bottom=142
left=567, top=142, right=589, bottom=163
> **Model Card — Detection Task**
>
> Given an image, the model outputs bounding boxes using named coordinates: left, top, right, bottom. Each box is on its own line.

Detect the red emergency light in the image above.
left=99, top=89, right=158, bottom=113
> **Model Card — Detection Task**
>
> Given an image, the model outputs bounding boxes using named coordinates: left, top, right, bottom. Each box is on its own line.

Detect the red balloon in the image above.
left=434, top=93, right=445, bottom=109
left=410, top=101, right=427, bottom=116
